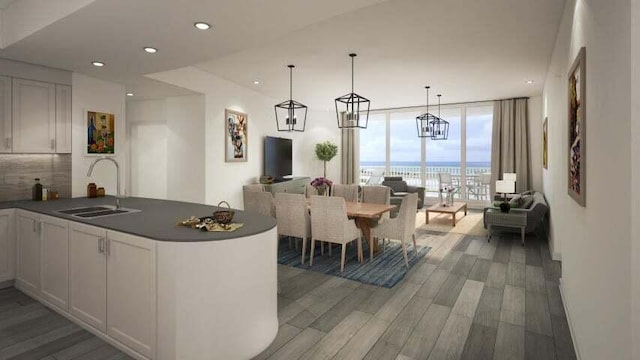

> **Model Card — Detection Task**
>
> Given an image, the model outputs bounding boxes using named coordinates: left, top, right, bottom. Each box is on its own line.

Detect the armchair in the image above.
left=381, top=176, right=425, bottom=210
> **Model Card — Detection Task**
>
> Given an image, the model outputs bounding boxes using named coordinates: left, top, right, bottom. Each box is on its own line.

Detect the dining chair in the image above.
left=274, top=193, right=311, bottom=264
left=331, top=184, right=359, bottom=202
left=362, top=185, right=391, bottom=223
left=371, top=193, right=419, bottom=267
left=309, top=196, right=362, bottom=272
left=305, top=184, right=319, bottom=198
left=243, top=189, right=275, bottom=217
left=243, top=184, right=265, bottom=192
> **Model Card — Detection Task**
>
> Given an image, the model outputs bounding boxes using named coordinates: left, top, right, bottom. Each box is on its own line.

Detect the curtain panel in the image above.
left=490, top=98, right=531, bottom=196
left=341, top=128, right=359, bottom=184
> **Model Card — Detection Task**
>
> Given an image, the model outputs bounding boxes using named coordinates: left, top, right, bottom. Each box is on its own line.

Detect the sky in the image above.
left=360, top=105, right=492, bottom=163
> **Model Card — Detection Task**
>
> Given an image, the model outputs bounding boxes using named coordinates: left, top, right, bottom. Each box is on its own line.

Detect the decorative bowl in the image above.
left=213, top=201, right=234, bottom=225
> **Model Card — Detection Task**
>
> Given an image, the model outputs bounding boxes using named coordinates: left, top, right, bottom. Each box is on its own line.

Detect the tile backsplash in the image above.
left=0, top=154, right=72, bottom=201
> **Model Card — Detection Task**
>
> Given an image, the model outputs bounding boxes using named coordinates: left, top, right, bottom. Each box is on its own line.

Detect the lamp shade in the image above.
left=496, top=180, right=515, bottom=194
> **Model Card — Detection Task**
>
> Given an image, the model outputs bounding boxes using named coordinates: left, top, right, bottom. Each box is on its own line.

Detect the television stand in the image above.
left=263, top=177, right=310, bottom=194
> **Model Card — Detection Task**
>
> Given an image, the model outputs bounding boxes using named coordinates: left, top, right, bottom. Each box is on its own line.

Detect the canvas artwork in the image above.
left=543, top=117, right=548, bottom=169
left=225, top=109, right=248, bottom=162
left=87, top=111, right=115, bottom=155
left=568, top=47, right=586, bottom=206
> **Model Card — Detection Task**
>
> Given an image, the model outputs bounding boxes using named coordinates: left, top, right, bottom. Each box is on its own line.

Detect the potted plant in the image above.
left=315, top=141, right=338, bottom=178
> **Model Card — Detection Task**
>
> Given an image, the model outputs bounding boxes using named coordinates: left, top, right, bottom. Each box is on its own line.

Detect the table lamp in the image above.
left=496, top=180, right=516, bottom=213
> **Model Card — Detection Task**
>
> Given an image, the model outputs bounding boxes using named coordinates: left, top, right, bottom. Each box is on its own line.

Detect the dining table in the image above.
left=343, top=201, right=397, bottom=254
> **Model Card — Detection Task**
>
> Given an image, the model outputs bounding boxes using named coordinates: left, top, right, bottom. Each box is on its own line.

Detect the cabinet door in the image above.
left=16, top=210, right=40, bottom=294
left=69, top=222, right=107, bottom=332
left=40, top=215, right=69, bottom=311
left=106, top=231, right=156, bottom=358
left=0, top=76, right=11, bottom=153
left=55, top=85, right=72, bottom=153
left=12, top=78, right=56, bottom=153
left=0, top=209, right=15, bottom=283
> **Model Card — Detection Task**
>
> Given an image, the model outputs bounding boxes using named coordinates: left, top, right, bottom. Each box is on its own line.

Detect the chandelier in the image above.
left=335, top=53, right=370, bottom=129
left=274, top=65, right=307, bottom=132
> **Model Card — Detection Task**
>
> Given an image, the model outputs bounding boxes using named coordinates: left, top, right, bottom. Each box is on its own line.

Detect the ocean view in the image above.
left=360, top=161, right=491, bottom=168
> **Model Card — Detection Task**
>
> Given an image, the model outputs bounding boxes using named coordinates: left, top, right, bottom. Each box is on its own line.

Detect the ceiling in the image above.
left=0, top=0, right=565, bottom=107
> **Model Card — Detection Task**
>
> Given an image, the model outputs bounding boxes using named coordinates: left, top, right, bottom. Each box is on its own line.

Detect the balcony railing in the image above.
left=360, top=165, right=492, bottom=201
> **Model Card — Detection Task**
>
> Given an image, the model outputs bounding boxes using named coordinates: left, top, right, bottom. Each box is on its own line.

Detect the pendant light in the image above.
left=275, top=64, right=308, bottom=132
left=430, top=94, right=449, bottom=140
left=335, top=53, right=370, bottom=129
left=416, top=86, right=437, bottom=138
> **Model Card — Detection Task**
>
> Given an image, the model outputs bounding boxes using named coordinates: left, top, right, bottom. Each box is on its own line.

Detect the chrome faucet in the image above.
left=87, top=157, right=122, bottom=209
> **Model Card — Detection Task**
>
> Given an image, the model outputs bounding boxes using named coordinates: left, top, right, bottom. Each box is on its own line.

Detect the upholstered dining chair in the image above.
left=305, top=184, right=319, bottom=198
left=362, top=185, right=391, bottom=223
left=371, top=193, right=419, bottom=267
left=331, top=184, right=359, bottom=202
left=274, top=193, right=311, bottom=264
left=309, top=196, right=362, bottom=272
left=242, top=189, right=275, bottom=217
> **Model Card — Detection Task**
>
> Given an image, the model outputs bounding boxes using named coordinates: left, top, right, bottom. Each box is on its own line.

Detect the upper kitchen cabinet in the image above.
left=0, top=76, right=11, bottom=153
left=55, top=85, right=72, bottom=153
left=12, top=78, right=56, bottom=153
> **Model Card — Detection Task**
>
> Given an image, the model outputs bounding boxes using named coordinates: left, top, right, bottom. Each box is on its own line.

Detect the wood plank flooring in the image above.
left=0, top=288, right=132, bottom=360
left=257, top=227, right=577, bottom=360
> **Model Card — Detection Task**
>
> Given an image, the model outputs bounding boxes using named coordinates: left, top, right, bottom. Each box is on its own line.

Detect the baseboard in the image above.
left=559, top=278, right=582, bottom=360
left=13, top=283, right=148, bottom=360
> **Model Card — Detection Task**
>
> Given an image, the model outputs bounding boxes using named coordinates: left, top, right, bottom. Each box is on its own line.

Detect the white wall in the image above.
left=631, top=1, right=640, bottom=358
left=528, top=95, right=543, bottom=192
left=72, top=73, right=126, bottom=198
left=542, top=0, right=631, bottom=358
left=148, top=67, right=341, bottom=209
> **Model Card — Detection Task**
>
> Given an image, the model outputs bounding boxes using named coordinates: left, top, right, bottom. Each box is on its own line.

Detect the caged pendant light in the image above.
left=335, top=53, right=370, bottom=129
left=430, top=94, right=449, bottom=140
left=275, top=65, right=308, bottom=132
left=416, top=86, right=437, bottom=138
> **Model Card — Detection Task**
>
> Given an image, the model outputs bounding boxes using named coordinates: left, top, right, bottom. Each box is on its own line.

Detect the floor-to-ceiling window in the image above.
left=358, top=102, right=493, bottom=206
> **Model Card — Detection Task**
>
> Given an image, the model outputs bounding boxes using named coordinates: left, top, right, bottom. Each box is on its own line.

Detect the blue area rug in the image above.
left=278, top=237, right=431, bottom=288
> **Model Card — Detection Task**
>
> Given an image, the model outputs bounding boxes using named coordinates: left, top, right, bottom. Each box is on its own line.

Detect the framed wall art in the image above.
left=225, top=109, right=248, bottom=162
left=86, top=110, right=116, bottom=155
left=568, top=47, right=586, bottom=206
left=543, top=117, right=548, bottom=169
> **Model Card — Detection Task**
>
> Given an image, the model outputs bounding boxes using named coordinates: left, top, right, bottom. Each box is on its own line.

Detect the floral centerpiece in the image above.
left=311, top=177, right=333, bottom=196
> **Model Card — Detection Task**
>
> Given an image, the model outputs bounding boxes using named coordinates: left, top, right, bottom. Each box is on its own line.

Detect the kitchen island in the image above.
left=0, top=196, right=278, bottom=360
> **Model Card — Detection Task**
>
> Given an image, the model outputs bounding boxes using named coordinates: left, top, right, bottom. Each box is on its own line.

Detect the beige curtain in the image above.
left=341, top=128, right=359, bottom=184
left=490, top=98, right=531, bottom=196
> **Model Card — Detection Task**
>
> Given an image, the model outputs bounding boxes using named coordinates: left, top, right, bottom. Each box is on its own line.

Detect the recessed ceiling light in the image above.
left=143, top=47, right=158, bottom=54
left=253, top=80, right=260, bottom=85
left=194, top=22, right=211, bottom=30
left=126, top=92, right=135, bottom=97
left=525, top=80, right=534, bottom=84
left=92, top=61, right=105, bottom=67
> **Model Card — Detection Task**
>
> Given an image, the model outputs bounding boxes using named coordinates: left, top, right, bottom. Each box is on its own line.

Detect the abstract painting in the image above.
left=86, top=110, right=115, bottom=155
left=543, top=117, right=548, bottom=169
left=225, top=109, right=248, bottom=162
left=568, top=47, right=586, bottom=206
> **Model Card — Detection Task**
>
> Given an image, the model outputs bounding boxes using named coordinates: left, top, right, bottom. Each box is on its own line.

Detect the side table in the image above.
left=484, top=208, right=527, bottom=246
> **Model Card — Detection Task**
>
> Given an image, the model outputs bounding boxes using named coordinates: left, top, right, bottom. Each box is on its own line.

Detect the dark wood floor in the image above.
left=0, top=288, right=131, bottom=360
left=255, top=228, right=577, bottom=360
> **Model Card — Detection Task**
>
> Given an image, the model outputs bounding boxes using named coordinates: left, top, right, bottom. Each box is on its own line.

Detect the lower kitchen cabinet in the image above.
left=69, top=222, right=107, bottom=332
left=16, top=210, right=41, bottom=295
left=0, top=209, right=15, bottom=284
left=40, top=215, right=69, bottom=311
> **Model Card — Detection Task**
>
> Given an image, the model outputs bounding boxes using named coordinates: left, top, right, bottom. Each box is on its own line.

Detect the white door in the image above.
left=0, top=76, right=11, bottom=153
left=69, top=222, right=107, bottom=332
left=55, top=84, right=72, bottom=153
left=12, top=78, right=56, bottom=153
left=106, top=231, right=156, bottom=358
left=16, top=210, right=40, bottom=294
left=40, top=215, right=69, bottom=311
left=0, top=209, right=15, bottom=283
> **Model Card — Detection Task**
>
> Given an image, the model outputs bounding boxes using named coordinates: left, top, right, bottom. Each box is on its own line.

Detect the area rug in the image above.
left=278, top=238, right=431, bottom=288
left=418, top=210, right=488, bottom=236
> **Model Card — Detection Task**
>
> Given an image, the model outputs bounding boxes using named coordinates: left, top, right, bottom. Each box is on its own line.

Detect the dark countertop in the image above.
left=0, top=196, right=276, bottom=242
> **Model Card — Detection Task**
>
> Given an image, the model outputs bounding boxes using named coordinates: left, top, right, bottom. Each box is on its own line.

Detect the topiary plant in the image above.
left=315, top=141, right=338, bottom=178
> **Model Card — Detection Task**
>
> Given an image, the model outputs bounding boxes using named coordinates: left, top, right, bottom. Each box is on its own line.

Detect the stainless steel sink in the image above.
left=57, top=206, right=140, bottom=219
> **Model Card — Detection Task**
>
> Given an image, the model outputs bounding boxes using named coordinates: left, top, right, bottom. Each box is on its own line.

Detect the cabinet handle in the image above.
left=105, top=239, right=110, bottom=256
left=98, top=238, right=105, bottom=254
left=38, top=220, right=42, bottom=234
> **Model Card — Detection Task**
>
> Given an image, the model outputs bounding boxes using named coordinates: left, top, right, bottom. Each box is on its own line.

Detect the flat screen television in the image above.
left=264, top=136, right=292, bottom=181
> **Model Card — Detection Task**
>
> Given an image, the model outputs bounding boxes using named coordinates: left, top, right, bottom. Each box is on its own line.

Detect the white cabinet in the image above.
left=12, top=78, right=56, bottom=153
left=107, top=231, right=156, bottom=358
left=69, top=222, right=107, bottom=332
left=40, top=215, right=69, bottom=311
left=55, top=85, right=72, bottom=153
left=16, top=210, right=41, bottom=295
left=0, top=209, right=15, bottom=284
left=0, top=76, right=11, bottom=153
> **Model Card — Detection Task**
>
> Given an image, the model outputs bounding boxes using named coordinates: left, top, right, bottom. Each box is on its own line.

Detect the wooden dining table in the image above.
left=343, top=201, right=397, bottom=254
